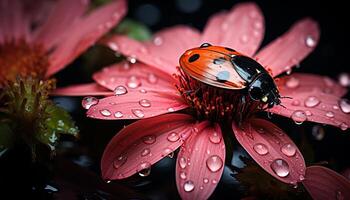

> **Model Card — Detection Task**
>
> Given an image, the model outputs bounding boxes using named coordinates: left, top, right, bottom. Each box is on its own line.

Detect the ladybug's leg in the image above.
left=237, top=95, right=247, bottom=126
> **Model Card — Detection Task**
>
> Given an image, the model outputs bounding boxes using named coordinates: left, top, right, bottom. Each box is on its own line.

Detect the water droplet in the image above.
left=281, top=143, right=296, bottom=157
left=312, top=125, right=325, bottom=140
left=114, top=111, right=123, bottom=118
left=305, top=110, right=312, bottom=116
left=113, top=155, right=127, bottom=169
left=326, top=111, right=335, bottom=118
left=139, top=99, right=151, bottom=107
left=291, top=100, right=301, bottom=106
left=253, top=143, right=269, bottom=155
left=184, top=180, right=195, bottom=192
left=147, top=73, right=158, bottom=84
left=114, top=85, right=127, bottom=95
left=336, top=191, right=345, bottom=200
left=141, top=148, right=150, bottom=157
left=168, top=151, right=174, bottom=158
left=209, top=131, right=221, bottom=144
left=333, top=105, right=339, bottom=110
left=138, top=166, right=151, bottom=177
left=340, top=122, right=348, bottom=131
left=206, top=155, right=223, bottom=172
left=286, top=67, right=292, bottom=75
left=338, top=73, right=350, bottom=87
left=139, top=89, right=147, bottom=93
left=153, top=36, right=163, bottom=46
left=254, top=21, right=263, bottom=29
left=212, top=179, right=218, bottom=184
left=299, top=174, right=305, bottom=181
left=179, top=157, right=187, bottom=169
left=203, top=178, right=209, bottom=184
left=339, top=99, right=350, bottom=114
left=286, top=77, right=300, bottom=88
left=127, top=56, right=137, bottom=64
left=167, top=132, right=180, bottom=142
left=132, top=109, right=145, bottom=118
left=180, top=171, right=187, bottom=179
left=142, top=135, right=156, bottom=144
left=270, top=159, right=290, bottom=177
left=304, top=96, right=320, bottom=107
left=162, top=148, right=173, bottom=157
left=100, top=109, right=111, bottom=117
left=82, top=97, right=99, bottom=109
left=291, top=110, right=307, bottom=125
left=108, top=42, right=119, bottom=51
left=167, top=107, right=175, bottom=112
left=126, top=76, right=141, bottom=89
left=305, top=35, right=316, bottom=47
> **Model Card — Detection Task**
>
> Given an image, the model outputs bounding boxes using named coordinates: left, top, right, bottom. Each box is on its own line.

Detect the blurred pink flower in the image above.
left=0, top=0, right=126, bottom=85
left=56, top=2, right=350, bottom=199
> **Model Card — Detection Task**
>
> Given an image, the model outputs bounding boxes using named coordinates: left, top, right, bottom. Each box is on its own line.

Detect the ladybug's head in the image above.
left=248, top=73, right=281, bottom=108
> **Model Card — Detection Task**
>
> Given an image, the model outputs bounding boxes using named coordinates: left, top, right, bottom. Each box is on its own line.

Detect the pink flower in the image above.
left=0, top=0, right=126, bottom=85
left=56, top=2, right=350, bottom=199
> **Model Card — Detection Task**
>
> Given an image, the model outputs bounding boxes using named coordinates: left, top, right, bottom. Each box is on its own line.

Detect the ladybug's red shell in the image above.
left=179, top=45, right=247, bottom=90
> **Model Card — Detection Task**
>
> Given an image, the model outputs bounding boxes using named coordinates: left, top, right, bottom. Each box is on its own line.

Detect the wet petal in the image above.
left=52, top=83, right=113, bottom=96
left=93, top=61, right=176, bottom=93
left=232, top=118, right=305, bottom=184
left=176, top=122, right=225, bottom=200
left=270, top=76, right=349, bottom=129
left=105, top=26, right=201, bottom=75
left=302, top=166, right=350, bottom=200
left=255, top=18, right=320, bottom=77
left=86, top=89, right=187, bottom=120
left=33, top=0, right=88, bottom=49
left=0, top=0, right=29, bottom=41
left=46, top=0, right=127, bottom=77
left=202, top=2, right=264, bottom=56
left=101, top=113, right=194, bottom=180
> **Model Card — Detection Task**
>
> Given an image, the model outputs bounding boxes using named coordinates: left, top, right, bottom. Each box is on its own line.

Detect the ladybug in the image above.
left=179, top=43, right=281, bottom=108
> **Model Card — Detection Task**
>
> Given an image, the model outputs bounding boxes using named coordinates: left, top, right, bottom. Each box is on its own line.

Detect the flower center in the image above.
left=0, top=39, right=49, bottom=86
left=174, top=67, right=265, bottom=123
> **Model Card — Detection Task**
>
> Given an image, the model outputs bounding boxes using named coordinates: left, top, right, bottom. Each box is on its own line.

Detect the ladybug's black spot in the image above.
left=216, top=71, right=230, bottom=82
left=188, top=54, right=200, bottom=62
left=200, top=43, right=212, bottom=48
left=213, top=57, right=226, bottom=65
left=225, top=47, right=235, bottom=52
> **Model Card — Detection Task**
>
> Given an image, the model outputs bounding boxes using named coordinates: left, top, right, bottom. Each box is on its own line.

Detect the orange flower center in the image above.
left=0, top=39, right=49, bottom=86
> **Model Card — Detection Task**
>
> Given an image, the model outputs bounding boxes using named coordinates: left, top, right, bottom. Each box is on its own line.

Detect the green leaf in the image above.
left=114, top=18, right=152, bottom=41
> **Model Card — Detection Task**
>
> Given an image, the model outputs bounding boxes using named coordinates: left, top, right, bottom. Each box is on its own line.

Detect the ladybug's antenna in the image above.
left=280, top=96, right=292, bottom=99
left=278, top=104, right=287, bottom=109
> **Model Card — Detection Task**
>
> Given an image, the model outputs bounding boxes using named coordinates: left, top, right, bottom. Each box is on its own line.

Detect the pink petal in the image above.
left=33, top=0, right=88, bottom=49
left=86, top=90, right=187, bottom=120
left=105, top=26, right=201, bottom=75
left=52, top=83, right=113, bottom=96
left=0, top=0, right=29, bottom=41
left=93, top=61, right=177, bottom=93
left=202, top=3, right=264, bottom=56
left=270, top=75, right=349, bottom=129
left=255, top=18, right=320, bottom=77
left=232, top=118, right=306, bottom=184
left=101, top=113, right=194, bottom=180
left=302, top=166, right=350, bottom=200
left=176, top=122, right=225, bottom=200
left=46, top=0, right=127, bottom=77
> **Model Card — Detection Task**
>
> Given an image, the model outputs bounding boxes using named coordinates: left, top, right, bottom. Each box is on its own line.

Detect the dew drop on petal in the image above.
left=82, top=97, right=99, bottom=109
left=286, top=77, right=300, bottom=88
left=304, top=96, right=320, bottom=108
left=138, top=163, right=151, bottom=177
left=305, top=35, right=316, bottom=47
left=206, top=155, right=223, bottom=172
left=127, top=56, right=137, bottom=64
left=114, top=85, right=127, bottom=95
left=126, top=76, right=141, bottom=89
left=141, top=148, right=150, bottom=157
left=338, top=73, right=350, bottom=87
left=113, top=155, right=127, bottom=169
left=142, top=135, right=156, bottom=144
left=100, top=109, right=111, bottom=117
left=114, top=111, right=123, bottom=118
left=147, top=73, right=158, bottom=84
left=184, top=180, right=195, bottom=192
left=299, top=174, right=305, bottom=181
left=153, top=36, right=163, bottom=46
left=291, top=110, right=307, bottom=125
left=270, top=159, right=290, bottom=178
left=312, top=125, right=325, bottom=140
left=209, top=131, right=221, bottom=144
left=139, top=99, right=151, bottom=108
left=167, top=107, right=175, bottom=112
left=180, top=171, right=187, bottom=179
left=326, top=111, right=335, bottom=118
left=339, top=122, right=348, bottom=131
left=132, top=109, right=145, bottom=118
left=291, top=100, right=301, bottom=106
left=108, top=42, right=119, bottom=51
left=179, top=157, right=187, bottom=169
left=139, top=89, right=147, bottom=93
left=167, top=132, right=180, bottom=142
left=281, top=143, right=296, bottom=157
left=161, top=148, right=173, bottom=157
left=253, top=143, right=269, bottom=155
left=203, top=178, right=209, bottom=184
left=339, top=99, right=350, bottom=114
